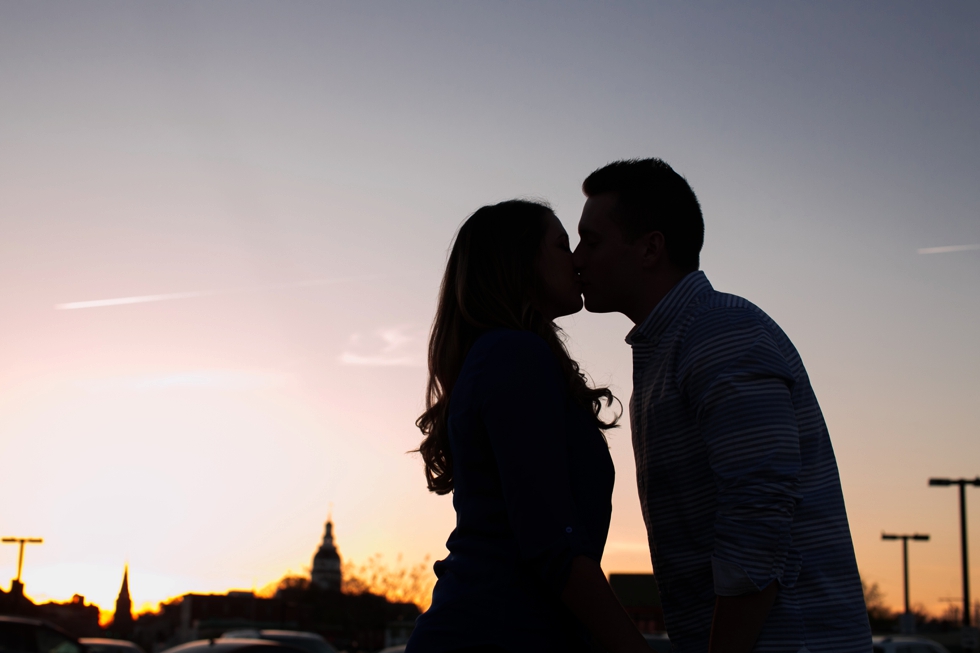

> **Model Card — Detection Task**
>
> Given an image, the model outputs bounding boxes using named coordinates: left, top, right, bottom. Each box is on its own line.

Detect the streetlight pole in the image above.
left=1, top=537, right=43, bottom=596
left=882, top=532, right=929, bottom=632
left=930, top=477, right=980, bottom=629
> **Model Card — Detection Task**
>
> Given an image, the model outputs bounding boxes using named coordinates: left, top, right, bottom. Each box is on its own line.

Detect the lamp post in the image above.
left=929, top=477, right=980, bottom=629
left=882, top=532, right=929, bottom=633
left=1, top=537, right=43, bottom=595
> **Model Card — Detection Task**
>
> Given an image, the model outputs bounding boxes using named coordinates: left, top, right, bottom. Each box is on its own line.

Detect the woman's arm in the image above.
left=480, top=333, right=649, bottom=651
left=560, top=556, right=651, bottom=653
left=708, top=581, right=778, bottom=653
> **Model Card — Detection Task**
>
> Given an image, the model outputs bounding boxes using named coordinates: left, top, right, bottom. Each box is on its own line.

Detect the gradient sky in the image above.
left=1, top=2, right=978, bottom=618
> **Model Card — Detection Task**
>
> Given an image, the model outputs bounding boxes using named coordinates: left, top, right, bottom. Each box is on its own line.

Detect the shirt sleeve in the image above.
left=478, top=331, right=589, bottom=596
left=677, top=308, right=803, bottom=596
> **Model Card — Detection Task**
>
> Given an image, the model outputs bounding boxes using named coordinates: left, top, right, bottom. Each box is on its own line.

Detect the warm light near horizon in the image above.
left=1, top=1, right=978, bottom=626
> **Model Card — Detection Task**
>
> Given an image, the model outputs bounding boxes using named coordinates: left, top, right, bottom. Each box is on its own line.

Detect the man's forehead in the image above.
left=579, top=194, right=619, bottom=232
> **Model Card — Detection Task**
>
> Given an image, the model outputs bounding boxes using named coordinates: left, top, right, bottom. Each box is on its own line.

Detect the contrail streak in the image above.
left=55, top=275, right=380, bottom=310
left=917, top=244, right=980, bottom=255
left=57, top=291, right=213, bottom=310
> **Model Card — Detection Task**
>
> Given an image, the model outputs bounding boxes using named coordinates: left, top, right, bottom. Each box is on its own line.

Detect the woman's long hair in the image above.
left=416, top=199, right=619, bottom=495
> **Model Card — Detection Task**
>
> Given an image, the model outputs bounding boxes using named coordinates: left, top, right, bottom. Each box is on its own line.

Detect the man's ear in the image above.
left=638, top=231, right=667, bottom=269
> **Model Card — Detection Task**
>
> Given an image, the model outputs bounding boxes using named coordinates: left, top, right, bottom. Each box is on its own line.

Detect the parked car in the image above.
left=161, top=639, right=304, bottom=653
left=220, top=631, right=336, bottom=653
left=872, top=635, right=950, bottom=653
left=642, top=632, right=671, bottom=652
left=0, top=616, right=83, bottom=653
left=377, top=634, right=670, bottom=653
left=79, top=639, right=145, bottom=653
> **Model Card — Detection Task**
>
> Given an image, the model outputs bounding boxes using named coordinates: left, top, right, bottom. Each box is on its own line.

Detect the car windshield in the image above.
left=85, top=645, right=141, bottom=653
left=261, top=637, right=335, bottom=653
left=36, top=629, right=80, bottom=653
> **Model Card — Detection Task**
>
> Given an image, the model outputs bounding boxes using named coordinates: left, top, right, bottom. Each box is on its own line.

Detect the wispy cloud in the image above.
left=917, top=244, right=980, bottom=255
left=55, top=275, right=381, bottom=310
left=58, top=290, right=212, bottom=310
left=339, top=325, right=425, bottom=367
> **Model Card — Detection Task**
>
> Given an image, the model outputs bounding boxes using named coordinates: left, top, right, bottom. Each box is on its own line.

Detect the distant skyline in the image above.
left=1, top=2, right=978, bottom=618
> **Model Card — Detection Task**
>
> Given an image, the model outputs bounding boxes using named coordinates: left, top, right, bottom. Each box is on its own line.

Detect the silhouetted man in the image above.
left=573, top=159, right=872, bottom=653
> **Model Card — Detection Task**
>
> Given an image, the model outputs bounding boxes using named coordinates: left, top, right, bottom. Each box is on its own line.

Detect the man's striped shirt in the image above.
left=627, top=271, right=871, bottom=653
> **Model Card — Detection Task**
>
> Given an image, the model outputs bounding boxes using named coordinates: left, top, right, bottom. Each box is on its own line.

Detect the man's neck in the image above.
left=625, top=268, right=692, bottom=325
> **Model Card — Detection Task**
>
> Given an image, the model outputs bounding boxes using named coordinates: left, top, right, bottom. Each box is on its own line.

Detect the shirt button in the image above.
left=565, top=527, right=573, bottom=533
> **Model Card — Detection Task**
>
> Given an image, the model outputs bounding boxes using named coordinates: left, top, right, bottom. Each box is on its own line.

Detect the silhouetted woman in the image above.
left=406, top=200, right=650, bottom=653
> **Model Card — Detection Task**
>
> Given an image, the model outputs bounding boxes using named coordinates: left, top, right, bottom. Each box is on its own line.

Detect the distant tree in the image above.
left=256, top=573, right=311, bottom=598
left=862, top=578, right=896, bottom=632
left=342, top=554, right=435, bottom=610
left=256, top=556, right=436, bottom=610
left=277, top=575, right=311, bottom=592
left=909, top=602, right=932, bottom=629
left=941, top=603, right=961, bottom=624
left=863, top=579, right=890, bottom=618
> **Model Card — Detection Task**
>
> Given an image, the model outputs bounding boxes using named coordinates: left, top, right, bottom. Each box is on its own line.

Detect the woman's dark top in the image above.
left=406, top=330, right=615, bottom=653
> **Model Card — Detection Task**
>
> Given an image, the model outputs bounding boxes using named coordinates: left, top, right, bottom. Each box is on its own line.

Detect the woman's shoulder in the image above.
left=469, top=328, right=555, bottom=363
left=451, top=331, right=558, bottom=412
left=457, top=330, right=561, bottom=389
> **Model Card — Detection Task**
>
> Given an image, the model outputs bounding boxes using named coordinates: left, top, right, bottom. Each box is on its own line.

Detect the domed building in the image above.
left=311, top=519, right=342, bottom=592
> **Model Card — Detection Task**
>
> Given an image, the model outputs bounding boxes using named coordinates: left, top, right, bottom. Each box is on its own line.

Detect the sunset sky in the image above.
left=1, top=2, right=978, bottom=619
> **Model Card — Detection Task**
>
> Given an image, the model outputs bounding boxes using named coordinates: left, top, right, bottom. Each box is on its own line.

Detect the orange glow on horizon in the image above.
left=2, top=0, right=978, bottom=632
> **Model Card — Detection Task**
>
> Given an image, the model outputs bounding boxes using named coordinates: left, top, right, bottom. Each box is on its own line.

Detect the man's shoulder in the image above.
left=673, top=288, right=803, bottom=378
left=680, top=289, right=777, bottom=336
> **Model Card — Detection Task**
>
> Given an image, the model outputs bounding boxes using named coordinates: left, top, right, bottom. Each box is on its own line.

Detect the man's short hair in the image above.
left=583, top=158, right=704, bottom=270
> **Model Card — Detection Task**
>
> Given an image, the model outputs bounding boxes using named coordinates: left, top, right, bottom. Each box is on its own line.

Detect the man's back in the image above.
left=628, top=271, right=871, bottom=653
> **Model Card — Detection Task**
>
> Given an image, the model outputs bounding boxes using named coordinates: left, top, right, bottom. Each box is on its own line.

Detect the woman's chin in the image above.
left=556, top=297, right=585, bottom=318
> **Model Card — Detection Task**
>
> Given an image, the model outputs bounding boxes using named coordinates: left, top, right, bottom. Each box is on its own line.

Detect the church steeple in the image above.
left=111, top=566, right=134, bottom=636
left=311, top=519, right=342, bottom=592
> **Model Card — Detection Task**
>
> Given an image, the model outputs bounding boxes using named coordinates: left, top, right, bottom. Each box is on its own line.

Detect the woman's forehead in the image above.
left=544, top=211, right=566, bottom=234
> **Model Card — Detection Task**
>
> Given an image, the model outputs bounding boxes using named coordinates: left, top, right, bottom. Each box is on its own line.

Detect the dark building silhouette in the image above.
left=110, top=566, right=134, bottom=637
left=129, top=519, right=418, bottom=652
left=0, top=581, right=28, bottom=616
left=130, top=588, right=419, bottom=653
left=1, top=518, right=418, bottom=651
left=36, top=594, right=103, bottom=637
left=0, top=586, right=102, bottom=637
left=310, top=520, right=341, bottom=592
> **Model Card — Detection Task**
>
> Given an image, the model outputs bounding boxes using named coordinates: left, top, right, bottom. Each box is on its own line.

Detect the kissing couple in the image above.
left=405, top=159, right=873, bottom=653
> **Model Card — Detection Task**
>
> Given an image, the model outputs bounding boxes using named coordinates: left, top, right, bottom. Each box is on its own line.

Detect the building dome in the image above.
left=311, top=519, right=342, bottom=591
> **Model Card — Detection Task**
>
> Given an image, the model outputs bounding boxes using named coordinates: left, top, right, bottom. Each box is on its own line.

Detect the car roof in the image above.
left=163, top=639, right=302, bottom=653
left=0, top=615, right=79, bottom=639
left=79, top=639, right=142, bottom=646
left=0, top=616, right=47, bottom=627
left=257, top=632, right=324, bottom=640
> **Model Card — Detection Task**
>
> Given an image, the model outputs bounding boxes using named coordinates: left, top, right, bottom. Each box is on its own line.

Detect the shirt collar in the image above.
left=625, top=271, right=713, bottom=346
